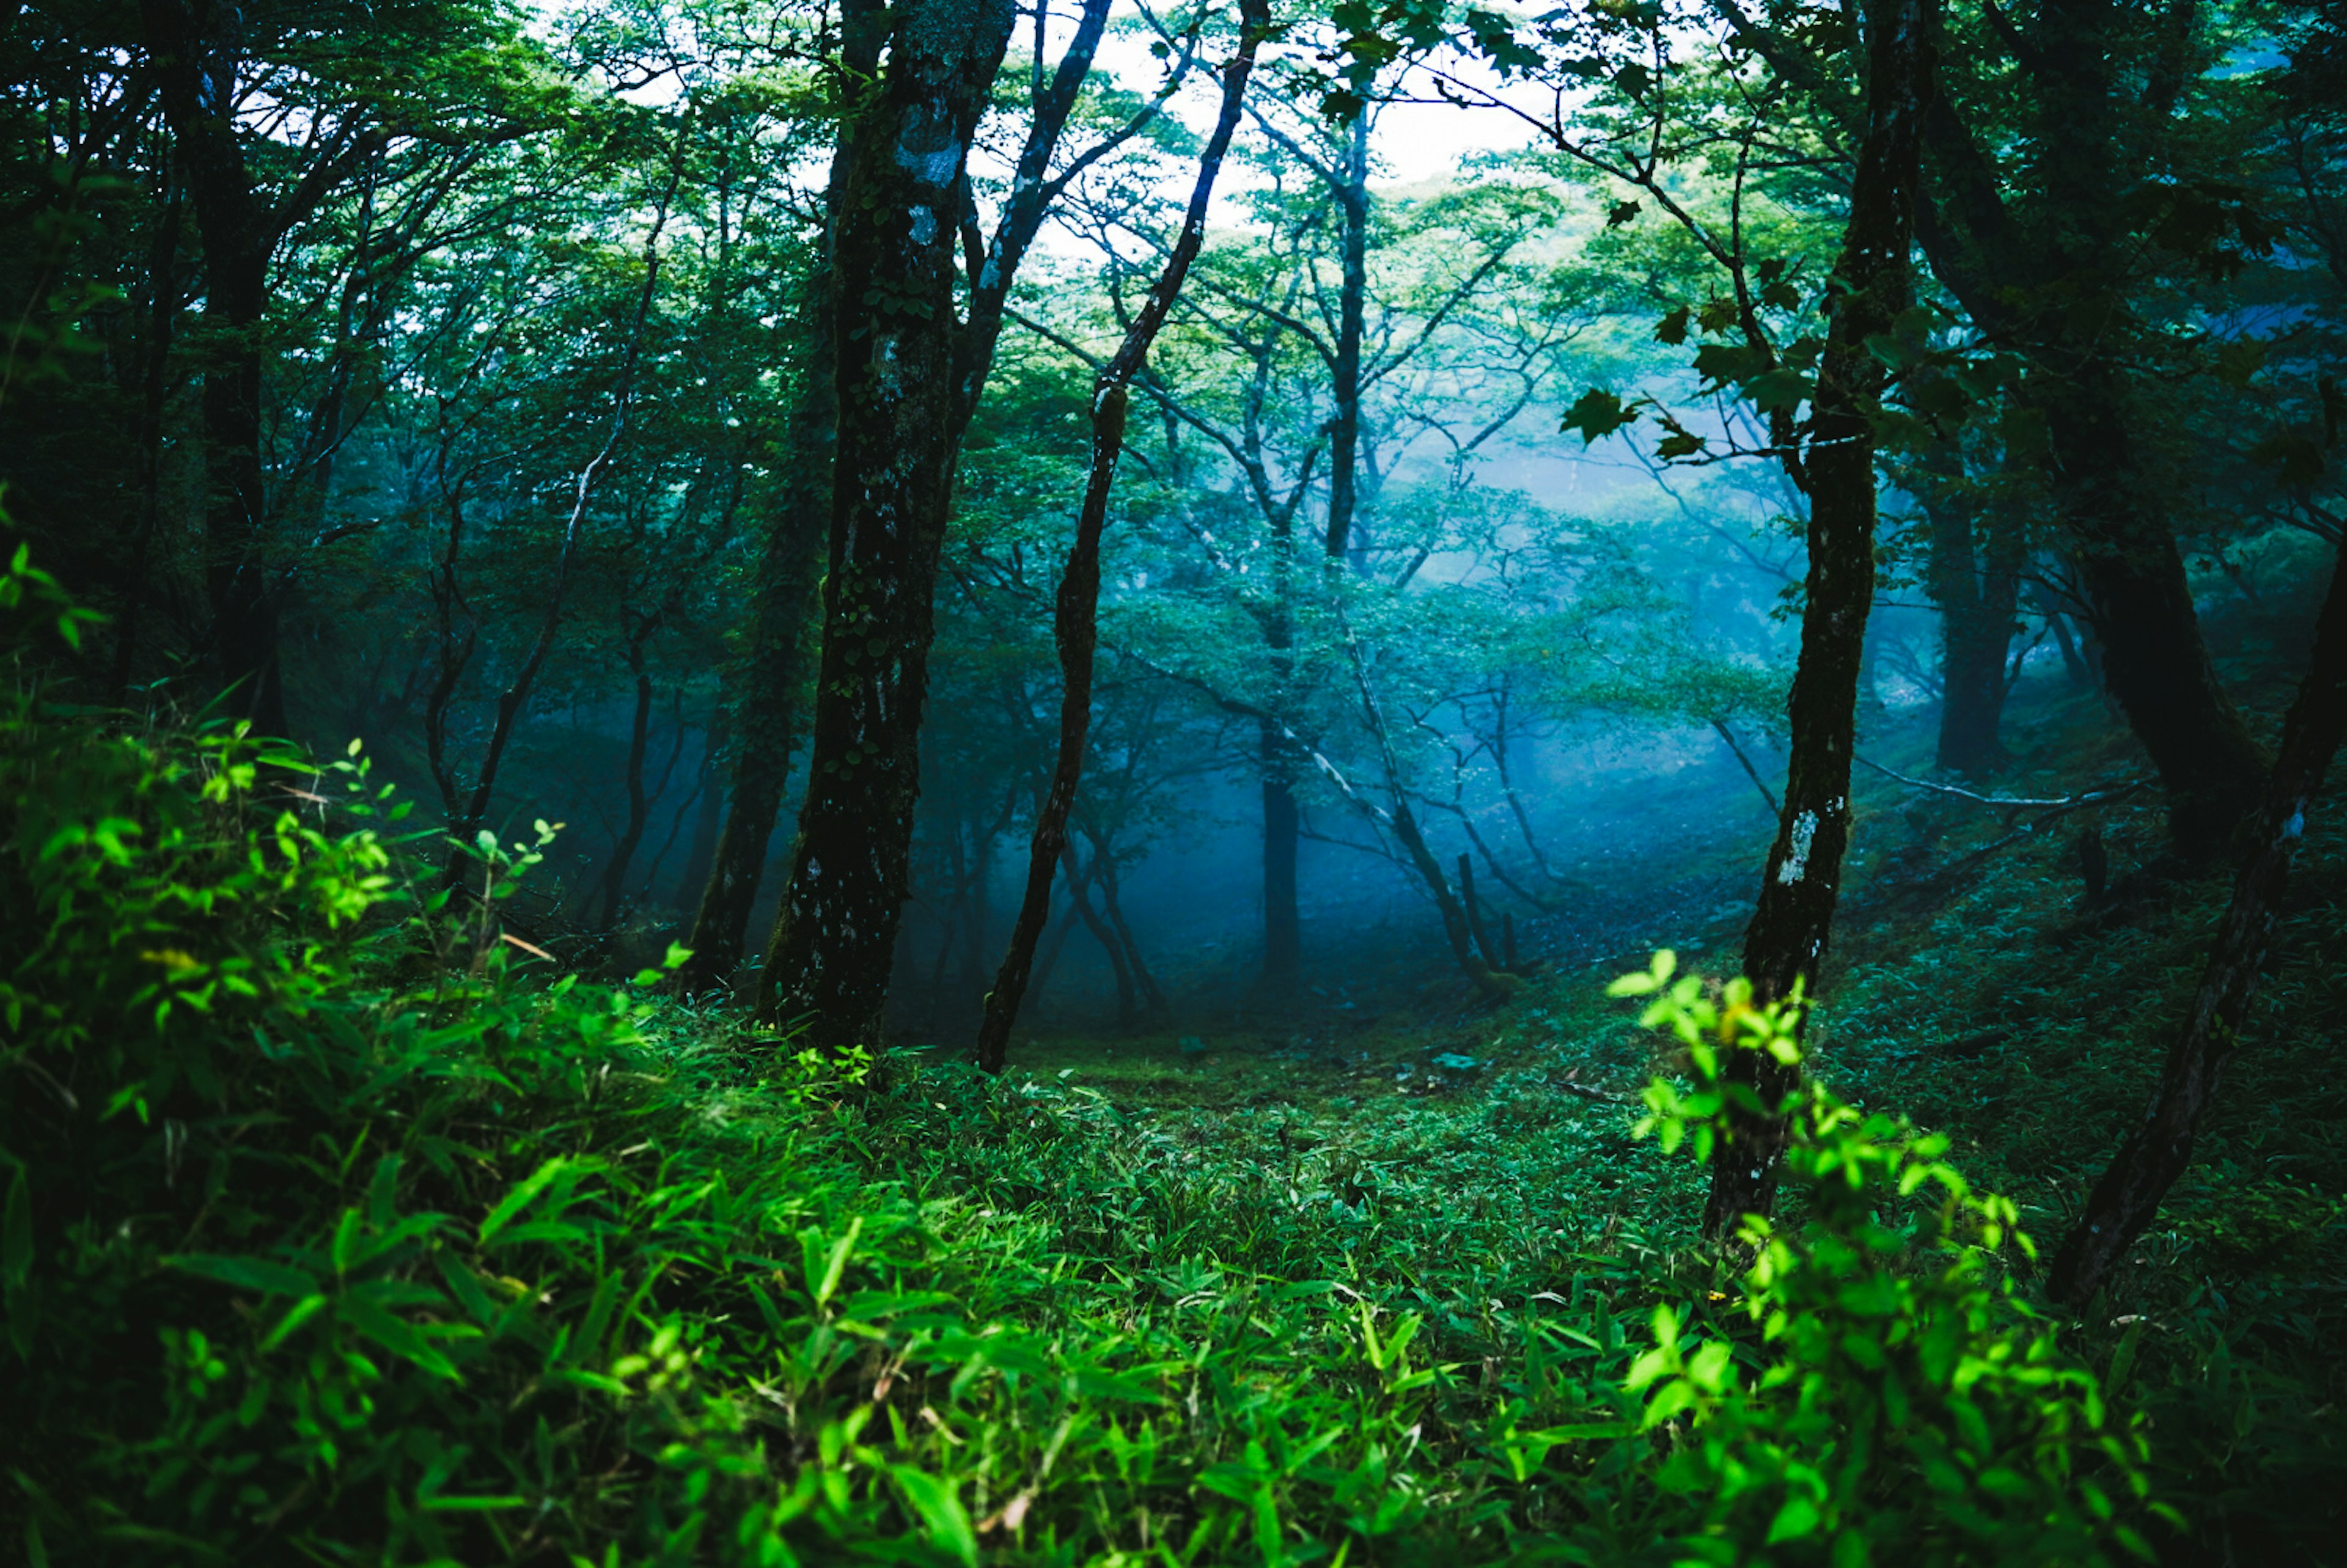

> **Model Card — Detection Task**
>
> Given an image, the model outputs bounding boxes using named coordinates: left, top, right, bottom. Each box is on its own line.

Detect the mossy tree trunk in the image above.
left=755, top=0, right=1019, bottom=1042
left=1706, top=0, right=1930, bottom=1237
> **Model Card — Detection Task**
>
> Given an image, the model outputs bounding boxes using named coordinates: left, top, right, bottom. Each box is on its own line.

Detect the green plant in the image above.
left=1611, top=950, right=2164, bottom=1565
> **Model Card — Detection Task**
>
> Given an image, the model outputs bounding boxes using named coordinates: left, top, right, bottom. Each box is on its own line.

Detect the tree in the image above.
left=754, top=0, right=1185, bottom=1042
left=1038, top=95, right=1569, bottom=996
left=138, top=0, right=550, bottom=735
left=975, top=0, right=1268, bottom=1071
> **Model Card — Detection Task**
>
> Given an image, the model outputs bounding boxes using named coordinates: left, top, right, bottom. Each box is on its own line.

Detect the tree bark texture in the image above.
left=973, top=3, right=1265, bottom=1071
left=2048, top=540, right=2347, bottom=1306
left=1706, top=0, right=1929, bottom=1237
left=142, top=0, right=285, bottom=736
left=756, top=0, right=1019, bottom=1042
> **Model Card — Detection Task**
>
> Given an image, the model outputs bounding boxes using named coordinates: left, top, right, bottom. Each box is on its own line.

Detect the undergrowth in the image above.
left=1, top=537, right=2156, bottom=1565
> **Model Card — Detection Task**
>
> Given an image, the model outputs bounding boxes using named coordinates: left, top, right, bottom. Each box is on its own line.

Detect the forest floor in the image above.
left=939, top=661, right=2347, bottom=1561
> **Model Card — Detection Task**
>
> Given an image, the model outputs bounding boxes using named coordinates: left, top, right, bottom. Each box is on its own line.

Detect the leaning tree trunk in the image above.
left=1705, top=0, right=1930, bottom=1237
left=2048, top=376, right=2266, bottom=858
left=2030, top=0, right=2261, bottom=858
left=973, top=3, right=1266, bottom=1071
left=2049, top=537, right=2347, bottom=1306
left=757, top=0, right=1019, bottom=1042
left=1907, top=0, right=2267, bottom=860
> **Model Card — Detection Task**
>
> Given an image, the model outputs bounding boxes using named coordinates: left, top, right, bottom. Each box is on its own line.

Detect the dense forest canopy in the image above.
left=3, top=0, right=2345, bottom=1561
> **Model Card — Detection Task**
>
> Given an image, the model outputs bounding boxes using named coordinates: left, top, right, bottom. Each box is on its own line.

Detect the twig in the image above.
left=1711, top=717, right=1781, bottom=816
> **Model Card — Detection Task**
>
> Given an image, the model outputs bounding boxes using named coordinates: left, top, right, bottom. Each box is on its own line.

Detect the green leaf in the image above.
left=480, top=1157, right=571, bottom=1245
left=259, top=1294, right=331, bottom=1352
left=1766, top=1494, right=1823, bottom=1544
left=814, top=1217, right=863, bottom=1308
left=1693, top=341, right=1769, bottom=387
left=1561, top=388, right=1640, bottom=445
left=339, top=1293, right=457, bottom=1379
left=888, top=1466, right=977, bottom=1567
left=166, top=1254, right=319, bottom=1298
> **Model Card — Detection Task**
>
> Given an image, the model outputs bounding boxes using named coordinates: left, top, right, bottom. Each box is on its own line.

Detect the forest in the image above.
left=3, top=0, right=2345, bottom=1561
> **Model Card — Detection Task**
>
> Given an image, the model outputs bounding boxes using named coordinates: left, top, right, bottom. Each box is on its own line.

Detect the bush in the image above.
left=1612, top=950, right=2162, bottom=1565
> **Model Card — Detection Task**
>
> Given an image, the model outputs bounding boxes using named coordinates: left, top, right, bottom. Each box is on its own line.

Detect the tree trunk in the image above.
left=2032, top=584, right=2095, bottom=691
left=971, top=9, right=1265, bottom=1069
left=757, top=0, right=1020, bottom=1042
left=1260, top=734, right=1304, bottom=993
left=109, top=174, right=182, bottom=706
left=1909, top=0, right=2266, bottom=859
left=1063, top=841, right=1134, bottom=1025
left=1458, top=852, right=1502, bottom=970
left=1323, top=110, right=1370, bottom=562
left=2049, top=538, right=2347, bottom=1306
left=1928, top=468, right=2022, bottom=776
left=1026, top=900, right=1083, bottom=1016
left=1095, top=831, right=1170, bottom=1015
left=600, top=667, right=685, bottom=928
left=143, top=1, right=285, bottom=736
left=2051, top=378, right=2264, bottom=857
left=1706, top=0, right=1929, bottom=1237
left=674, top=9, right=873, bottom=995
left=438, top=174, right=675, bottom=889
left=1388, top=798, right=1507, bottom=997
left=672, top=710, right=727, bottom=909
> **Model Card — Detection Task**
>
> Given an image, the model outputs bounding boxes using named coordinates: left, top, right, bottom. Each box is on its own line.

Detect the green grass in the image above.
left=0, top=540, right=2305, bottom=1566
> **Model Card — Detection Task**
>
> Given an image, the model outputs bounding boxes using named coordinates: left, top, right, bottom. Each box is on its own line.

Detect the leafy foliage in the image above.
left=1612, top=951, right=2158, bottom=1564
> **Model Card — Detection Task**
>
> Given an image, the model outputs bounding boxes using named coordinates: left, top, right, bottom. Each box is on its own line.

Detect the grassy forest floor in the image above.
left=10, top=566, right=2346, bottom=1564
left=948, top=661, right=2347, bottom=1564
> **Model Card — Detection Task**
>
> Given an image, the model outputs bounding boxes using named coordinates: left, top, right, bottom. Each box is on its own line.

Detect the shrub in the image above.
left=1611, top=950, right=2164, bottom=1565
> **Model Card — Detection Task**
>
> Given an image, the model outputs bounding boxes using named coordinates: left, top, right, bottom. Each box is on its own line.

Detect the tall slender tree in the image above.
left=975, top=0, right=1270, bottom=1071
left=1705, top=0, right=1933, bottom=1235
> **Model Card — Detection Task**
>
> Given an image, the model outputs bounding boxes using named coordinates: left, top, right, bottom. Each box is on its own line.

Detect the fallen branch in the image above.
left=1875, top=782, right=2147, bottom=906
left=1853, top=753, right=2126, bottom=808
